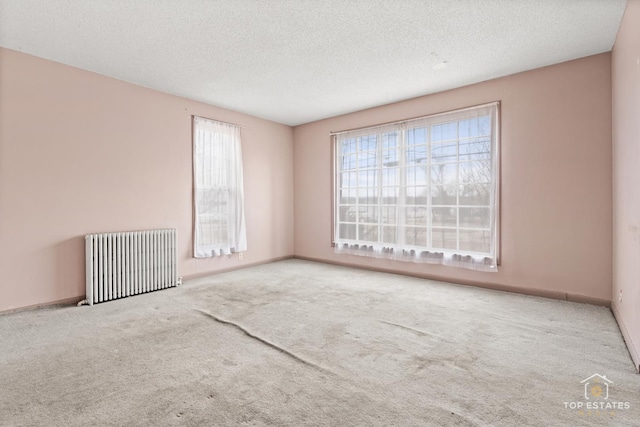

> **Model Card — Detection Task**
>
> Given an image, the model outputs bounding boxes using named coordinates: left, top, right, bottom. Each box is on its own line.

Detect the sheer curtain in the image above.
left=333, top=103, right=499, bottom=272
left=193, top=116, right=247, bottom=258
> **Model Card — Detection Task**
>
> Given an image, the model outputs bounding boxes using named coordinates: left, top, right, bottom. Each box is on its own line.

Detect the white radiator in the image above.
left=84, top=229, right=178, bottom=305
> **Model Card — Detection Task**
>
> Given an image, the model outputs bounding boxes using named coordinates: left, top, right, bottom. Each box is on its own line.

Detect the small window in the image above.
left=333, top=103, right=499, bottom=271
left=193, top=116, right=247, bottom=257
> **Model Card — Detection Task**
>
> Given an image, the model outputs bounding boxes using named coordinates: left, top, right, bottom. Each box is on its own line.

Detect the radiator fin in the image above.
left=85, top=229, right=177, bottom=305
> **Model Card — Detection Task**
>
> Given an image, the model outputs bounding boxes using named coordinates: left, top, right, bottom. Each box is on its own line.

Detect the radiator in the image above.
left=84, top=229, right=178, bottom=305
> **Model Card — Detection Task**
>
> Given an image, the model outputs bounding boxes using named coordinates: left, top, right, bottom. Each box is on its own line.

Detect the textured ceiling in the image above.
left=0, top=0, right=627, bottom=126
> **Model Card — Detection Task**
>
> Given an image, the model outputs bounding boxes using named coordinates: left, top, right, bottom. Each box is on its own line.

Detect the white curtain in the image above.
left=193, top=116, right=247, bottom=258
left=334, top=103, right=499, bottom=272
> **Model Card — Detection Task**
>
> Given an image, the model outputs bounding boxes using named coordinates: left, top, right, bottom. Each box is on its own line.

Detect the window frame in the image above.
left=330, top=102, right=501, bottom=266
left=192, top=115, right=247, bottom=258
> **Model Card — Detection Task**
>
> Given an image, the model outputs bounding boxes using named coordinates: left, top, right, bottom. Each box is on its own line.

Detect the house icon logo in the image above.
left=580, top=374, right=613, bottom=400
left=563, top=373, right=630, bottom=414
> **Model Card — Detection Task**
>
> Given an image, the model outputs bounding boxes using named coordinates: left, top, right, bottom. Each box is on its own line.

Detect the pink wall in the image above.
left=612, top=0, right=640, bottom=371
left=0, top=48, right=294, bottom=312
left=294, top=53, right=613, bottom=303
left=0, top=46, right=617, bottom=316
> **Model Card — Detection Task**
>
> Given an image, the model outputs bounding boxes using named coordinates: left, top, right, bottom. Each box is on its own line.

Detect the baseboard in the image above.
left=293, top=255, right=611, bottom=307
left=1, top=255, right=295, bottom=315
left=0, top=296, right=83, bottom=316
left=611, top=302, right=640, bottom=373
left=182, top=255, right=295, bottom=282
left=566, top=293, right=611, bottom=307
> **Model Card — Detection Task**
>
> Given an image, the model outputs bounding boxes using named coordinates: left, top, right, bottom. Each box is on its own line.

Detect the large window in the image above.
left=193, top=116, right=247, bottom=258
left=333, top=103, right=499, bottom=271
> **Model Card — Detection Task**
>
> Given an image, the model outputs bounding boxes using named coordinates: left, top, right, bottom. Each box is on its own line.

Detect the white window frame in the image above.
left=332, top=102, right=500, bottom=271
left=192, top=116, right=247, bottom=258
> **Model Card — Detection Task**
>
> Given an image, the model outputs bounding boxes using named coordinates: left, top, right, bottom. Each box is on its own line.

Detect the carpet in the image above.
left=1, top=259, right=638, bottom=426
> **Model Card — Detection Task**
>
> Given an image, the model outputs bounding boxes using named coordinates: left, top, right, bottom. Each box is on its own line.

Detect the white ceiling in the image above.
left=0, top=0, right=627, bottom=126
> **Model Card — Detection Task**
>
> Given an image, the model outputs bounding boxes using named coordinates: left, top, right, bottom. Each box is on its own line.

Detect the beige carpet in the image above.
left=1, top=259, right=638, bottom=426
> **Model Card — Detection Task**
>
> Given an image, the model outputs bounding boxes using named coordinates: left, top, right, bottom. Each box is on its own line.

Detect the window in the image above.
left=193, top=116, right=247, bottom=257
left=333, top=103, right=499, bottom=271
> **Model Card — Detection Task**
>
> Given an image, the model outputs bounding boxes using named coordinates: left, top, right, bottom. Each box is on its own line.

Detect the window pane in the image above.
left=431, top=122, right=457, bottom=142
left=406, top=166, right=428, bottom=185
left=431, top=185, right=457, bottom=205
left=405, top=227, right=427, bottom=246
left=459, top=115, right=491, bottom=138
left=431, top=141, right=457, bottom=163
left=459, top=161, right=491, bottom=184
left=340, top=189, right=357, bottom=204
left=339, top=172, right=348, bottom=188
left=406, top=207, right=428, bottom=226
left=459, top=119, right=474, bottom=138
left=459, top=184, right=491, bottom=206
left=358, top=152, right=378, bottom=168
left=358, top=170, right=377, bottom=188
left=459, top=229, right=491, bottom=253
left=382, top=187, right=398, bottom=204
left=382, top=169, right=397, bottom=186
left=341, top=138, right=356, bottom=154
left=431, top=207, right=457, bottom=227
left=199, top=215, right=229, bottom=246
left=381, top=206, right=397, bottom=224
left=382, top=226, right=397, bottom=244
left=459, top=137, right=491, bottom=161
left=431, top=163, right=457, bottom=185
left=356, top=189, right=374, bottom=204
left=406, top=145, right=427, bottom=165
left=339, top=223, right=356, bottom=240
left=432, top=228, right=457, bottom=250
left=459, top=207, right=490, bottom=228
left=358, top=206, right=378, bottom=223
left=407, top=127, right=427, bottom=145
left=342, top=154, right=357, bottom=170
left=198, top=189, right=227, bottom=214
left=382, top=149, right=398, bottom=167
left=406, top=187, right=428, bottom=205
left=359, top=224, right=378, bottom=242
left=478, top=115, right=491, bottom=135
left=340, top=172, right=357, bottom=188
left=339, top=206, right=356, bottom=222
left=382, top=132, right=398, bottom=149
left=358, top=135, right=377, bottom=151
